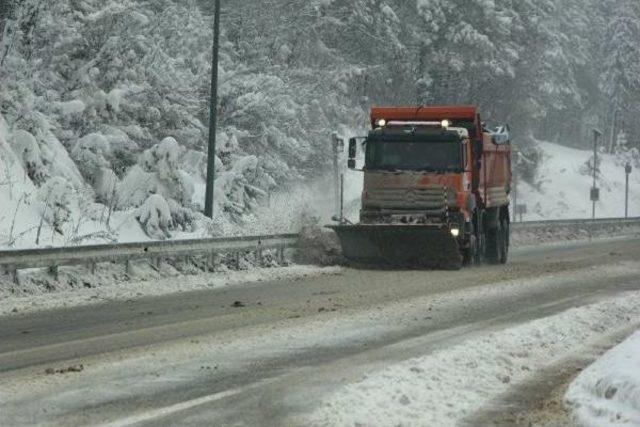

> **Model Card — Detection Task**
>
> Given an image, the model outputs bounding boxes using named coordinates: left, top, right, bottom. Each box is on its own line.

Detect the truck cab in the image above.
left=360, top=124, right=474, bottom=230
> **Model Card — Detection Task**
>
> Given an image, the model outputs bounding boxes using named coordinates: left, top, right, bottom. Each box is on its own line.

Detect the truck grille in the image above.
left=365, top=186, right=453, bottom=211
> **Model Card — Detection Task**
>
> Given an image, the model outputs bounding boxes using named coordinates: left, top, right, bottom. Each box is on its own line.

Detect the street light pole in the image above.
left=204, top=0, right=221, bottom=218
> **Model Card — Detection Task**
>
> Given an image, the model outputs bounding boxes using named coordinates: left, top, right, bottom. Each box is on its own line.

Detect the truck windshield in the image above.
left=365, top=133, right=462, bottom=172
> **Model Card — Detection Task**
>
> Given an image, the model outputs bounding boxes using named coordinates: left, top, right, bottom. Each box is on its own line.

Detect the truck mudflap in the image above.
left=328, top=224, right=463, bottom=270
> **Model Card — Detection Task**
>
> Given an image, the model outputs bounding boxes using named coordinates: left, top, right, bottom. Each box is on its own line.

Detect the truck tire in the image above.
left=442, top=257, right=463, bottom=271
left=473, top=211, right=485, bottom=265
left=485, top=225, right=499, bottom=264
left=499, top=217, right=509, bottom=264
left=462, top=235, right=475, bottom=266
left=485, top=208, right=508, bottom=265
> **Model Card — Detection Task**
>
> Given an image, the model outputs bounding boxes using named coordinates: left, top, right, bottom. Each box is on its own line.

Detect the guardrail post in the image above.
left=278, top=247, right=285, bottom=264
left=125, top=260, right=131, bottom=275
left=12, top=268, right=18, bottom=285
left=90, top=263, right=96, bottom=275
left=156, top=257, right=162, bottom=271
left=49, top=266, right=59, bottom=281
left=209, top=253, right=216, bottom=271
left=235, top=252, right=240, bottom=269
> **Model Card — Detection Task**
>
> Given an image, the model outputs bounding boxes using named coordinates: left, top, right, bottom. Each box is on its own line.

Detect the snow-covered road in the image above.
left=2, top=238, right=640, bottom=426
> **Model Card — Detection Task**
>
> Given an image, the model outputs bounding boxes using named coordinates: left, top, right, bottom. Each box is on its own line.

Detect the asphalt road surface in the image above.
left=2, top=238, right=640, bottom=426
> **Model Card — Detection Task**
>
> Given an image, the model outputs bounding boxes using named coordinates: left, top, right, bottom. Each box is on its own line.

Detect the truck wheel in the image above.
left=485, top=223, right=501, bottom=264
left=473, top=212, right=484, bottom=265
left=475, top=233, right=485, bottom=265
left=442, top=256, right=463, bottom=271
left=499, top=218, right=509, bottom=264
left=462, top=235, right=475, bottom=266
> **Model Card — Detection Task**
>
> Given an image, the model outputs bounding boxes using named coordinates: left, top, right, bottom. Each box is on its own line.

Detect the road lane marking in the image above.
left=99, top=379, right=274, bottom=427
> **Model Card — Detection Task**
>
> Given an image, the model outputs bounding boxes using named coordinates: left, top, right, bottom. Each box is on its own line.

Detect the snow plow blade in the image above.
left=328, top=224, right=462, bottom=270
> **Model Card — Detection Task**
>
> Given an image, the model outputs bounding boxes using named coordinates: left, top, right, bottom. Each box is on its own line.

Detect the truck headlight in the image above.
left=451, top=228, right=460, bottom=237
left=376, top=119, right=387, bottom=127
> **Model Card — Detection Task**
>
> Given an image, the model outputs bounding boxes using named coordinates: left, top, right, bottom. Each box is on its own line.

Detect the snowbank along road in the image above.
left=2, top=238, right=640, bottom=426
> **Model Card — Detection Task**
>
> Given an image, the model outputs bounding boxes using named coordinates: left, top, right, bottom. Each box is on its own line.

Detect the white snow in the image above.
left=566, top=332, right=640, bottom=426
left=306, top=290, right=640, bottom=427
left=518, top=141, right=640, bottom=220
left=117, top=165, right=156, bottom=210
left=137, top=194, right=172, bottom=239
left=0, top=264, right=343, bottom=317
left=106, top=88, right=126, bottom=113
left=53, top=100, right=86, bottom=115
left=0, top=119, right=44, bottom=247
left=71, top=133, right=112, bottom=180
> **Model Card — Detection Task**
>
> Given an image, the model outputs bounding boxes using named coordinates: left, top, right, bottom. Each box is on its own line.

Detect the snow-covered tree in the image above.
left=600, top=0, right=640, bottom=152
left=137, top=193, right=172, bottom=240
left=613, top=130, right=640, bottom=167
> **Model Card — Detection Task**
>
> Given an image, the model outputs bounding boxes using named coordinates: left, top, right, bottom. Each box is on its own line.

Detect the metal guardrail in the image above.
left=1, top=217, right=639, bottom=282
left=0, top=234, right=299, bottom=282
left=512, top=217, right=640, bottom=230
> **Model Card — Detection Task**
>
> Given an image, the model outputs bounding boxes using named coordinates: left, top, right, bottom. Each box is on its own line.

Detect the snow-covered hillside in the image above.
left=0, top=112, right=154, bottom=247
left=519, top=141, right=640, bottom=220
left=0, top=108, right=339, bottom=248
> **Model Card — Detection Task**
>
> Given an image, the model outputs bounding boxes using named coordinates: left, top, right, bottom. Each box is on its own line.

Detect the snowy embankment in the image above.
left=520, top=141, right=640, bottom=220
left=566, top=332, right=640, bottom=426
left=0, top=264, right=342, bottom=317
left=305, top=291, right=640, bottom=426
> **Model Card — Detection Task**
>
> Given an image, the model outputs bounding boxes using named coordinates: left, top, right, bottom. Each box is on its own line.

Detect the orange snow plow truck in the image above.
left=330, top=106, right=512, bottom=270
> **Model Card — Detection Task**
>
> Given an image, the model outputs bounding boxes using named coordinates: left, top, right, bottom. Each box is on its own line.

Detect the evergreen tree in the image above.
left=600, top=0, right=640, bottom=151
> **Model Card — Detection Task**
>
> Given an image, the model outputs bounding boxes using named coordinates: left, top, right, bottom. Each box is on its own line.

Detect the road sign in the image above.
left=626, top=164, right=633, bottom=175
left=515, top=204, right=527, bottom=222
left=590, top=187, right=600, bottom=202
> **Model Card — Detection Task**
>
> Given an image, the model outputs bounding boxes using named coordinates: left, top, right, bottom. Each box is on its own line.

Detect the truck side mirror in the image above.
left=348, top=138, right=357, bottom=170
left=348, top=138, right=357, bottom=159
left=492, top=125, right=511, bottom=145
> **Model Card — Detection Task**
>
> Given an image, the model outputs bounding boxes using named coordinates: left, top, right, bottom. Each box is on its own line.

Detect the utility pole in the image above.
left=626, top=163, right=632, bottom=218
left=608, top=107, right=618, bottom=154
left=204, top=0, right=221, bottom=218
left=591, top=129, right=603, bottom=220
